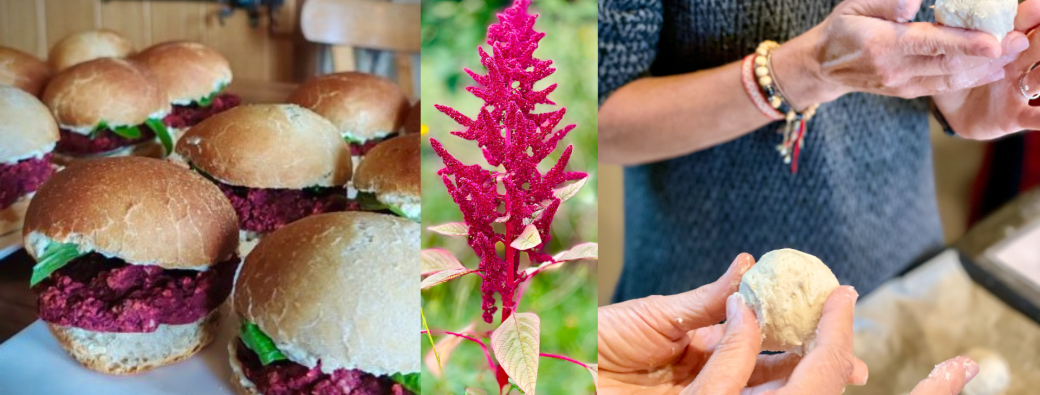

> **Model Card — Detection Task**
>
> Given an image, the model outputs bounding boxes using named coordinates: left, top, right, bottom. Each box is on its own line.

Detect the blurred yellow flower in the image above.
left=421, top=124, right=429, bottom=136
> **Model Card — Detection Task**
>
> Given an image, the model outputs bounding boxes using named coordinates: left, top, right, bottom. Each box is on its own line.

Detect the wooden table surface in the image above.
left=0, top=250, right=38, bottom=343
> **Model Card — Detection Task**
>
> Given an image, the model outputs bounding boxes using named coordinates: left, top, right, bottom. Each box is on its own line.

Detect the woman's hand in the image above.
left=906, top=356, right=981, bottom=395
left=932, top=0, right=1040, bottom=139
left=598, top=254, right=869, bottom=394
left=771, top=0, right=1028, bottom=109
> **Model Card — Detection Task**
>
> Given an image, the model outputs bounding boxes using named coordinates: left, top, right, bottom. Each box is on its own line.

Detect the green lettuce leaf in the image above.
left=196, top=82, right=228, bottom=107
left=93, top=120, right=142, bottom=140
left=30, top=242, right=87, bottom=287
left=356, top=192, right=388, bottom=211
left=240, top=321, right=287, bottom=365
left=146, top=118, right=173, bottom=155
left=390, top=372, right=420, bottom=393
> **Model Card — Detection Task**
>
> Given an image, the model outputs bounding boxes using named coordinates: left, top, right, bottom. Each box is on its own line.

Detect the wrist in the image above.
left=771, top=28, right=845, bottom=109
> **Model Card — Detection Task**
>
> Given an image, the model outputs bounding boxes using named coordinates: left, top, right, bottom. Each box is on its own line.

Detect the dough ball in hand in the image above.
left=934, top=0, right=1017, bottom=42
left=962, top=347, right=1011, bottom=395
left=738, top=249, right=840, bottom=355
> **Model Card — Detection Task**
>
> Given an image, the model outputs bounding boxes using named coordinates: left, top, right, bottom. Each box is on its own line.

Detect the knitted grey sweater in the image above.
left=601, top=0, right=945, bottom=302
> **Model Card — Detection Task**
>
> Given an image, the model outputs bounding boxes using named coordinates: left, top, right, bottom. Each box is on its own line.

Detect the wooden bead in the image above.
left=756, top=46, right=769, bottom=56
left=755, top=66, right=769, bottom=77
left=770, top=97, right=782, bottom=108
left=755, top=56, right=768, bottom=66
left=758, top=76, right=772, bottom=86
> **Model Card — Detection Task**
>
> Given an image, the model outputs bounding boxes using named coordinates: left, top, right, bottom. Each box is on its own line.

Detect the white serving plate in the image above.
left=0, top=305, right=238, bottom=395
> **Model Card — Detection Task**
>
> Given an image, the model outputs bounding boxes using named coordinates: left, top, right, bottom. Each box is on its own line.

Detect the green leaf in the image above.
left=93, top=120, right=142, bottom=140
left=421, top=307, right=440, bottom=370
left=386, top=205, right=412, bottom=221
left=195, top=82, right=227, bottom=107
left=146, top=118, right=172, bottom=155
left=342, top=134, right=367, bottom=144
left=30, top=242, right=87, bottom=287
left=427, top=222, right=468, bottom=236
left=420, top=268, right=479, bottom=290
left=509, top=224, right=541, bottom=251
left=491, top=312, right=540, bottom=395
left=356, top=192, right=388, bottom=211
left=420, top=248, right=466, bottom=276
left=240, top=321, right=287, bottom=365
left=389, top=372, right=420, bottom=393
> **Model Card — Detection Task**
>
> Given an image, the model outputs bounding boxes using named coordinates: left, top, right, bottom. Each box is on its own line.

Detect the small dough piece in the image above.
left=962, top=347, right=1011, bottom=395
left=738, top=249, right=839, bottom=355
left=935, top=0, right=1017, bottom=42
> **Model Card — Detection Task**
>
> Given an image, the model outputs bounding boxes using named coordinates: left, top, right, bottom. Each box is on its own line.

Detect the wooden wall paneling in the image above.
left=0, top=0, right=45, bottom=57
left=395, top=52, right=413, bottom=100
left=200, top=4, right=271, bottom=82
left=270, top=38, right=295, bottom=82
left=43, top=0, right=100, bottom=49
left=100, top=0, right=150, bottom=50
left=149, top=1, right=205, bottom=43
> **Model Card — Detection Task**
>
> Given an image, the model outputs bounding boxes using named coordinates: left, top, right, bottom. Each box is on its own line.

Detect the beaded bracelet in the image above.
left=742, top=40, right=821, bottom=174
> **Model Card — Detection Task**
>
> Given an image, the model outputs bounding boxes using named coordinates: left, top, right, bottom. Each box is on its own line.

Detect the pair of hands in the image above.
left=772, top=0, right=1040, bottom=140
left=598, top=254, right=980, bottom=394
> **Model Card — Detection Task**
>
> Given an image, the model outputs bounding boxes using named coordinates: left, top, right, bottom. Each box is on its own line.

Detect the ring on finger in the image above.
left=1019, top=61, right=1040, bottom=100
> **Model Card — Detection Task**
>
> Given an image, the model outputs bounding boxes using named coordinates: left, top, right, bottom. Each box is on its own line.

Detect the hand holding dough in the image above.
left=738, top=248, right=839, bottom=355
left=935, top=0, right=1017, bottom=42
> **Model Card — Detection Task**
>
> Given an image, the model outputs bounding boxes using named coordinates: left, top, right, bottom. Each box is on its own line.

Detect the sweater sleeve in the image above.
left=598, top=0, right=664, bottom=105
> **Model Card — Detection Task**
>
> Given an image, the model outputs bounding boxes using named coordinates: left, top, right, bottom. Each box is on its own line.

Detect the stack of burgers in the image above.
left=1, top=27, right=422, bottom=394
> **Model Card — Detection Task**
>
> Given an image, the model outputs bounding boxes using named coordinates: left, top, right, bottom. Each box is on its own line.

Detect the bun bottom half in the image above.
left=228, top=341, right=263, bottom=395
left=47, top=310, right=220, bottom=375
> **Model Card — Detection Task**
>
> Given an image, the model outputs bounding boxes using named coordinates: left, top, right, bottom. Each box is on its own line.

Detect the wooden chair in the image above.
left=300, top=0, right=420, bottom=98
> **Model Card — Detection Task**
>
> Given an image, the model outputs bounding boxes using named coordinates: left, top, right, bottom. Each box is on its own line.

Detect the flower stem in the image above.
left=540, top=353, right=591, bottom=370
left=421, top=330, right=496, bottom=372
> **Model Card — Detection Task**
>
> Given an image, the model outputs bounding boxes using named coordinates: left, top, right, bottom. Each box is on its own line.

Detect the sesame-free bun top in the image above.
left=354, top=134, right=419, bottom=198
left=233, top=212, right=419, bottom=376
left=0, top=47, right=52, bottom=97
left=134, top=41, right=232, bottom=104
left=42, top=57, right=169, bottom=129
left=49, top=29, right=135, bottom=72
left=402, top=100, right=420, bottom=135
left=23, top=157, right=239, bottom=269
left=175, top=104, right=352, bottom=189
left=286, top=72, right=409, bottom=142
left=0, top=86, right=59, bottom=162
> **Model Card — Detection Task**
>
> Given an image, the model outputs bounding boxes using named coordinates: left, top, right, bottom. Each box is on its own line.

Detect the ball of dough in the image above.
left=935, top=0, right=1017, bottom=42
left=738, top=249, right=839, bottom=355
left=962, top=347, right=1011, bottom=395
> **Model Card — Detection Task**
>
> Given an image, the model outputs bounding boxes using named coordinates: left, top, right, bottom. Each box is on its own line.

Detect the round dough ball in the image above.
left=962, top=347, right=1011, bottom=395
left=935, top=0, right=1017, bottom=42
left=738, top=249, right=839, bottom=355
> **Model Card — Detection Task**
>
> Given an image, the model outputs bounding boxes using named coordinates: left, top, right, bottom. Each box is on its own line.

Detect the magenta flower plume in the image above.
left=432, top=0, right=586, bottom=323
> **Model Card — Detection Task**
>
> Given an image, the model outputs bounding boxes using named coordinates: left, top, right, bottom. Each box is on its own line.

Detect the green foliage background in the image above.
left=420, top=0, right=598, bottom=393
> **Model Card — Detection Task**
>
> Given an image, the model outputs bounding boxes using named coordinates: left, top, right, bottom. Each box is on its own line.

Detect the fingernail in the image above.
left=857, top=370, right=868, bottom=386
left=726, top=293, right=745, bottom=328
left=964, top=358, right=980, bottom=382
left=1012, top=36, right=1030, bottom=53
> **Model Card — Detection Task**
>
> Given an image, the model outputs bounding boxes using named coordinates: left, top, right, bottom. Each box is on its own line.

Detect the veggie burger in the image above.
left=42, top=57, right=173, bottom=160
left=287, top=72, right=410, bottom=158
left=174, top=104, right=353, bottom=254
left=353, top=134, right=420, bottom=222
left=0, top=86, right=58, bottom=237
left=133, top=41, right=241, bottom=139
left=229, top=212, right=419, bottom=394
left=24, top=156, right=240, bottom=374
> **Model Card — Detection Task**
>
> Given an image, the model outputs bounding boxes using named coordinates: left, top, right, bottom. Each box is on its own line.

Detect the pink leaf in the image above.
left=421, top=249, right=467, bottom=276
left=424, top=323, right=476, bottom=378
left=491, top=312, right=540, bottom=394
left=509, top=224, right=541, bottom=251
left=428, top=222, right=469, bottom=236
left=524, top=243, right=598, bottom=276
left=421, top=269, right=480, bottom=290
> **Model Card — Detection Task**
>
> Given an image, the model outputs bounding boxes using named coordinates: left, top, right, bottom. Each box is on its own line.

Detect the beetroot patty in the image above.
left=34, top=253, right=238, bottom=333
left=0, top=153, right=54, bottom=210
left=212, top=179, right=348, bottom=233
left=163, top=93, right=241, bottom=129
left=236, top=339, right=413, bottom=395
left=349, top=134, right=397, bottom=156
left=56, top=127, right=155, bottom=156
